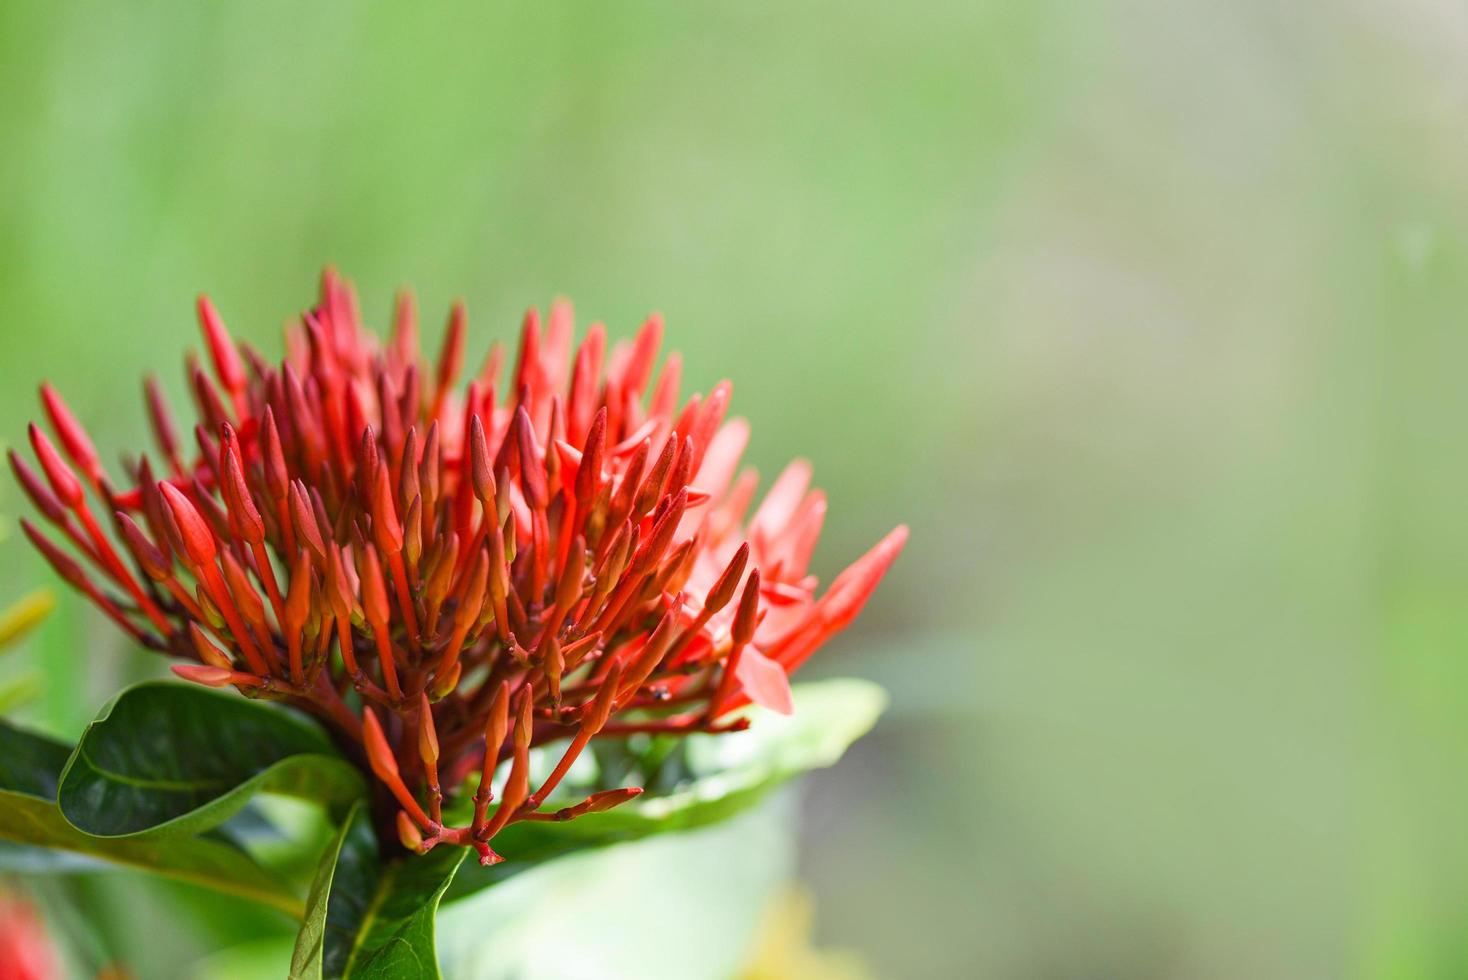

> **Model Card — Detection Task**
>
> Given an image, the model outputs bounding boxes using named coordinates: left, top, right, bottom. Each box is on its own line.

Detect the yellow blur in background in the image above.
left=0, top=1, right=1463, bottom=976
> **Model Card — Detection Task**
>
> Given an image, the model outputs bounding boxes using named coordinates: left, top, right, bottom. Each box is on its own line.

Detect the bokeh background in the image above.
left=1, top=1, right=1464, bottom=976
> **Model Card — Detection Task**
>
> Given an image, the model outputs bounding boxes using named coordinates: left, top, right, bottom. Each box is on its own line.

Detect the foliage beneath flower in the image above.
left=0, top=678, right=883, bottom=973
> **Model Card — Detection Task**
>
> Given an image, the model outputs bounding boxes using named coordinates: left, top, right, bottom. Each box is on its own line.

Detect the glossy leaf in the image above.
left=291, top=802, right=465, bottom=979
left=446, top=677, right=885, bottom=901
left=57, top=681, right=364, bottom=838
left=0, top=718, right=304, bottom=918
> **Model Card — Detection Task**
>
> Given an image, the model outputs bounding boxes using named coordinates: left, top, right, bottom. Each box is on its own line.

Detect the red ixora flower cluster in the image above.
left=12, top=270, right=906, bottom=864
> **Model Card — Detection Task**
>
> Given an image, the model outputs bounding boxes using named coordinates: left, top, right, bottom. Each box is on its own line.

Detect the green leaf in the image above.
left=0, top=713, right=72, bottom=798
left=0, top=718, right=304, bottom=918
left=57, top=681, right=365, bottom=839
left=291, top=803, right=465, bottom=979
left=446, top=677, right=885, bottom=902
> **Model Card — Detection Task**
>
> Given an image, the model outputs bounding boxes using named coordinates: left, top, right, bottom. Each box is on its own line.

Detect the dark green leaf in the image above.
left=57, top=681, right=364, bottom=838
left=0, top=714, right=72, bottom=798
left=446, top=677, right=885, bottom=901
left=291, top=803, right=465, bottom=979
left=0, top=718, right=304, bottom=918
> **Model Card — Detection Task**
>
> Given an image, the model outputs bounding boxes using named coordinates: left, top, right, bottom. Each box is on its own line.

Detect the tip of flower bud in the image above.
left=197, top=294, right=247, bottom=393
left=116, top=512, right=170, bottom=581
left=284, top=549, right=313, bottom=632
left=188, top=623, right=234, bottom=670
left=371, top=462, right=403, bottom=555
left=361, top=707, right=400, bottom=782
left=357, top=544, right=391, bottom=628
left=418, top=694, right=440, bottom=767
left=704, top=543, right=749, bottom=615
left=288, top=482, right=327, bottom=560
left=20, top=520, right=87, bottom=592
left=583, top=661, right=622, bottom=734
left=172, top=664, right=256, bottom=688
left=430, top=660, right=463, bottom=699
left=9, top=450, right=68, bottom=523
left=27, top=424, right=83, bottom=508
left=733, top=569, right=761, bottom=646
left=469, top=414, right=496, bottom=505
left=260, top=407, right=289, bottom=501
left=566, top=786, right=643, bottom=818
left=158, top=481, right=217, bottom=565
left=39, top=384, right=101, bottom=481
left=481, top=680, right=511, bottom=773
left=221, top=447, right=264, bottom=544
left=397, top=810, right=425, bottom=852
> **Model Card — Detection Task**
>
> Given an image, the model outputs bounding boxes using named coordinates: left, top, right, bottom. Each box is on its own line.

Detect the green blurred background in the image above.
left=0, top=1, right=1461, bottom=976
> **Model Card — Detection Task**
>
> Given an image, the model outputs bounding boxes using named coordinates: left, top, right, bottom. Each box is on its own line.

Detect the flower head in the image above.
left=16, top=269, right=905, bottom=863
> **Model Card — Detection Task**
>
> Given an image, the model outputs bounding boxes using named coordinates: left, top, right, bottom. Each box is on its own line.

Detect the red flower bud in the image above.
left=158, top=482, right=216, bottom=566
left=221, top=446, right=264, bottom=544
left=40, top=384, right=102, bottom=482
left=9, top=451, right=68, bottom=524
left=27, top=424, right=82, bottom=508
left=197, top=295, right=247, bottom=393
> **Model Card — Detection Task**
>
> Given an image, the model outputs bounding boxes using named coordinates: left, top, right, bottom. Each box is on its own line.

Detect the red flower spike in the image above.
left=391, top=291, right=419, bottom=369
left=624, top=313, right=663, bottom=395
left=418, top=693, right=440, bottom=767
left=221, top=446, right=265, bottom=545
left=479, top=681, right=511, bottom=788
left=20, top=520, right=94, bottom=595
left=583, top=661, right=622, bottom=734
left=649, top=353, right=682, bottom=422
left=433, top=301, right=467, bottom=416
left=363, top=707, right=430, bottom=828
left=371, top=461, right=403, bottom=556
left=483, top=692, right=534, bottom=838
left=260, top=408, right=290, bottom=503
left=284, top=549, right=313, bottom=683
left=158, top=482, right=216, bottom=566
left=9, top=451, right=71, bottom=526
left=544, top=636, right=565, bottom=703
left=733, top=569, right=762, bottom=646
left=357, top=544, right=402, bottom=699
left=705, top=542, right=749, bottom=616
left=575, top=407, right=607, bottom=510
left=191, top=363, right=233, bottom=435
left=358, top=544, right=391, bottom=628
left=116, top=513, right=170, bottom=581
left=196, top=295, right=247, bottom=396
left=402, top=495, right=423, bottom=569
left=173, top=664, right=262, bottom=689
left=418, top=692, right=442, bottom=823
left=188, top=623, right=233, bottom=670
left=220, top=550, right=267, bottom=630
left=189, top=474, right=231, bottom=541
left=288, top=482, right=327, bottom=562
left=430, top=660, right=461, bottom=699
left=355, top=428, right=379, bottom=504
left=13, top=273, right=904, bottom=862
left=144, top=377, right=183, bottom=473
left=532, top=787, right=643, bottom=822
left=710, top=570, right=763, bottom=717
left=398, top=810, right=425, bottom=852
left=40, top=384, right=102, bottom=483
left=27, top=424, right=83, bottom=508
left=468, top=414, right=496, bottom=507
